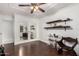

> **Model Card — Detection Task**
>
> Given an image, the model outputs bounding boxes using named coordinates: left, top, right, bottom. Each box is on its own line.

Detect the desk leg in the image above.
left=55, top=41, right=57, bottom=50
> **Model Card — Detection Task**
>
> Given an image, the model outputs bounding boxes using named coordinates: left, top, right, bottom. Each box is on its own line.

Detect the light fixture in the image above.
left=31, top=6, right=33, bottom=9
left=31, top=6, right=39, bottom=12
left=34, top=8, right=37, bottom=11
left=35, top=6, right=38, bottom=10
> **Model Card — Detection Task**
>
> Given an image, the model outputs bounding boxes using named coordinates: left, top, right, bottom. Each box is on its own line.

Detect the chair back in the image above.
left=62, top=37, right=77, bottom=43
left=57, top=37, right=78, bottom=50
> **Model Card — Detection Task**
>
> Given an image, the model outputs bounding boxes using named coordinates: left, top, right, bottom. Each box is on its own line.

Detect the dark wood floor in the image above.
left=3, top=41, right=77, bottom=56
left=4, top=43, right=14, bottom=56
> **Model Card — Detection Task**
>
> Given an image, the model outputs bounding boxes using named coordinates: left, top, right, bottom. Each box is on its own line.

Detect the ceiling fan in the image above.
left=18, top=3, right=45, bottom=14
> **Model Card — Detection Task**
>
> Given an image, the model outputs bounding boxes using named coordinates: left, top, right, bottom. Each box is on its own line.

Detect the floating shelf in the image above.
left=45, top=18, right=72, bottom=31
left=47, top=18, right=72, bottom=24
left=44, top=26, right=72, bottom=30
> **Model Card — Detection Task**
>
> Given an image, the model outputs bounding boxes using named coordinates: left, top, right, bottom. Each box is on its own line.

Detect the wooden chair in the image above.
left=57, top=37, right=78, bottom=54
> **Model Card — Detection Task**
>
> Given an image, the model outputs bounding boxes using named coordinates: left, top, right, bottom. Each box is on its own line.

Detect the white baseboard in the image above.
left=40, top=39, right=50, bottom=45
left=14, top=39, right=40, bottom=45
left=2, top=39, right=50, bottom=46
left=2, top=41, right=14, bottom=45
left=14, top=39, right=50, bottom=45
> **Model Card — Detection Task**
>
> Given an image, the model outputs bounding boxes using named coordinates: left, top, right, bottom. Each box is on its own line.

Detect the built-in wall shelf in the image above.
left=46, top=18, right=72, bottom=24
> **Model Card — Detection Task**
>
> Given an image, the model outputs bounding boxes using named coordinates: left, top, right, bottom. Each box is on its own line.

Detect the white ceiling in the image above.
left=0, top=3, right=75, bottom=18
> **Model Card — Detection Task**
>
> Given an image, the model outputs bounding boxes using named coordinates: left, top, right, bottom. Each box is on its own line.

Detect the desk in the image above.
left=49, top=39, right=57, bottom=49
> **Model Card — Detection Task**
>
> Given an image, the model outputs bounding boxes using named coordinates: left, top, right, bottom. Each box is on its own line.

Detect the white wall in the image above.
left=14, top=14, right=39, bottom=45
left=0, top=14, right=40, bottom=45
left=39, top=4, right=79, bottom=55
left=0, top=15, right=14, bottom=44
left=2, top=20, right=14, bottom=44
left=0, top=20, right=3, bottom=45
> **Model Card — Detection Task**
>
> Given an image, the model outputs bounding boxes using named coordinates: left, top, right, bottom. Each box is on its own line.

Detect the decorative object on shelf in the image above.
left=44, top=18, right=72, bottom=31
left=22, top=33, right=28, bottom=40
left=30, top=25, right=35, bottom=30
left=30, top=32, right=34, bottom=39
left=25, top=26, right=28, bottom=32
left=20, top=25, right=23, bottom=32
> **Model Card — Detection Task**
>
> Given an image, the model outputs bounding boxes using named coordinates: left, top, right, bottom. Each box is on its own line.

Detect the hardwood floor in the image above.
left=4, top=43, right=14, bottom=56
left=15, top=41, right=58, bottom=56
left=3, top=41, right=77, bottom=56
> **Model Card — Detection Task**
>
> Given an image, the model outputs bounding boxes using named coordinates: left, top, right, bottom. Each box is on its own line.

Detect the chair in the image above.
left=57, top=37, right=78, bottom=54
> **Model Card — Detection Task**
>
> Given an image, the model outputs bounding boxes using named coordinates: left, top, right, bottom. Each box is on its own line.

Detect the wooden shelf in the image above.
left=45, top=18, right=72, bottom=31
left=44, top=26, right=72, bottom=30
left=47, top=18, right=72, bottom=24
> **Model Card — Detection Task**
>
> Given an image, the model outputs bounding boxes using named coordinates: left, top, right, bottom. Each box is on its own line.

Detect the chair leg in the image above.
left=57, top=48, right=63, bottom=54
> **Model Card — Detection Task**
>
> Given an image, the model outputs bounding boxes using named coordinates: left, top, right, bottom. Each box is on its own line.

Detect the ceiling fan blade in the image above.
left=31, top=10, right=33, bottom=14
left=38, top=7, right=45, bottom=12
left=31, top=3, right=37, bottom=6
left=19, top=4, right=30, bottom=6
left=38, top=3, right=46, bottom=5
left=31, top=7, right=34, bottom=14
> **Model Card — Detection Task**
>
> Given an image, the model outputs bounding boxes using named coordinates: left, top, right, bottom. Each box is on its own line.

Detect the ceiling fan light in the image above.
left=34, top=9, right=37, bottom=12
left=35, top=6, right=38, bottom=10
left=31, top=6, right=33, bottom=9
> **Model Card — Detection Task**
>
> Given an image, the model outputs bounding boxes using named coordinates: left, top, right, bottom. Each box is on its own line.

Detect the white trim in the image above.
left=40, top=39, right=50, bottom=45
left=2, top=39, right=50, bottom=46
left=2, top=41, right=14, bottom=45
left=14, top=39, right=40, bottom=45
